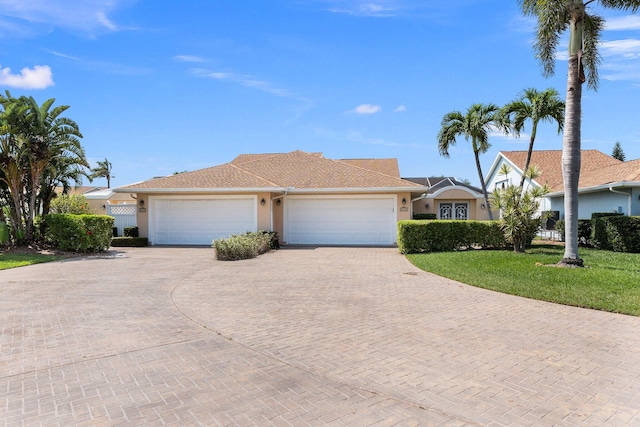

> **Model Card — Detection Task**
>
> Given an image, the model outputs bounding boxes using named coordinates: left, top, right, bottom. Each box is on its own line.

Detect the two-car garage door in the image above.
left=148, top=195, right=397, bottom=246
left=149, top=197, right=256, bottom=245
left=285, top=196, right=397, bottom=245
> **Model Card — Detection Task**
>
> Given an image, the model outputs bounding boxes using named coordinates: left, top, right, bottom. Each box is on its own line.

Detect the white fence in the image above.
left=107, top=204, right=137, bottom=237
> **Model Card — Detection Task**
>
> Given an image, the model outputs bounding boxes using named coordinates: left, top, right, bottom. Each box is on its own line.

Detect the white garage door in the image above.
left=150, top=197, right=256, bottom=245
left=285, top=197, right=396, bottom=245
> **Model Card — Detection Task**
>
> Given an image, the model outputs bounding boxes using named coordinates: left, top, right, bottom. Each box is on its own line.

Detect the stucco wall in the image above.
left=550, top=190, right=632, bottom=220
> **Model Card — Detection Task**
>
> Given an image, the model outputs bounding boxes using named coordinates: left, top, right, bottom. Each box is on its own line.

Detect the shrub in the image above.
left=597, top=216, right=640, bottom=253
left=123, top=226, right=139, bottom=237
left=397, top=220, right=506, bottom=254
left=50, top=194, right=92, bottom=214
left=555, top=219, right=592, bottom=245
left=41, top=214, right=114, bottom=252
left=213, top=231, right=277, bottom=261
left=591, top=212, right=624, bottom=250
left=413, top=213, right=437, bottom=220
left=111, top=237, right=148, bottom=247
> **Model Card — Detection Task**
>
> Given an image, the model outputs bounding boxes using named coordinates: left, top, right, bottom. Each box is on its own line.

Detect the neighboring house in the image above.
left=485, top=150, right=640, bottom=221
left=56, top=186, right=135, bottom=214
left=403, top=177, right=493, bottom=220
left=114, top=150, right=429, bottom=246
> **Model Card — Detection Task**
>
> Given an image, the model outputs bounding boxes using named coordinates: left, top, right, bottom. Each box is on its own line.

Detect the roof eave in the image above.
left=547, top=181, right=640, bottom=197
left=113, top=187, right=286, bottom=194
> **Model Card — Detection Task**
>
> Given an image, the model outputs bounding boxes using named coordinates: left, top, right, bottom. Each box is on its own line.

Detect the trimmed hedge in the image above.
left=555, top=219, right=592, bottom=245
left=413, top=213, right=437, bottom=220
left=123, top=226, right=139, bottom=237
left=592, top=216, right=640, bottom=252
left=591, top=212, right=624, bottom=250
left=397, top=220, right=506, bottom=254
left=213, top=231, right=278, bottom=261
left=42, top=214, right=114, bottom=252
left=111, top=237, right=148, bottom=247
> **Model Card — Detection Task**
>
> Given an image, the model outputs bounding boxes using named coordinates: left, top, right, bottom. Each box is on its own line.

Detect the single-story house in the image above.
left=114, top=150, right=429, bottom=246
left=404, top=177, right=493, bottom=220
left=56, top=186, right=136, bottom=214
left=485, top=150, right=640, bottom=221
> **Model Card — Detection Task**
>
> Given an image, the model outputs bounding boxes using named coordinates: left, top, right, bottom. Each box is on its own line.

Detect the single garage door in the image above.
left=150, top=197, right=256, bottom=245
left=285, top=196, right=396, bottom=245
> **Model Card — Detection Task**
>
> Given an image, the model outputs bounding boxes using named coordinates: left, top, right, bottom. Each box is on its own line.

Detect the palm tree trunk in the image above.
left=474, top=148, right=493, bottom=220
left=519, top=122, right=538, bottom=189
left=559, top=53, right=584, bottom=267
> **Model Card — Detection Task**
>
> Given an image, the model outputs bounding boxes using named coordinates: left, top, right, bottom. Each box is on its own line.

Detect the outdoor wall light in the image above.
left=402, top=198, right=407, bottom=205
left=260, top=198, right=266, bottom=206
left=101, top=204, right=106, bottom=210
left=425, top=203, right=430, bottom=209
left=481, top=203, right=486, bottom=209
left=276, top=199, right=281, bottom=206
left=139, top=199, right=144, bottom=206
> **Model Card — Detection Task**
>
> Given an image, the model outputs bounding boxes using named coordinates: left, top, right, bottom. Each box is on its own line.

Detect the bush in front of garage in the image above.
left=213, top=231, right=278, bottom=261
left=111, top=237, right=148, bottom=247
left=41, top=214, right=114, bottom=252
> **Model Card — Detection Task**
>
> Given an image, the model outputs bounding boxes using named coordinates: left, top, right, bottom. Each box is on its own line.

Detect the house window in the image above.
left=496, top=179, right=508, bottom=190
left=439, top=203, right=468, bottom=220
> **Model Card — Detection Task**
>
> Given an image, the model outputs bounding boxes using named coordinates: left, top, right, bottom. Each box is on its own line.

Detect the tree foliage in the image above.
left=0, top=91, right=89, bottom=245
left=90, top=158, right=115, bottom=188
left=612, top=141, right=626, bottom=161
left=437, top=103, right=507, bottom=220
left=491, top=165, right=549, bottom=253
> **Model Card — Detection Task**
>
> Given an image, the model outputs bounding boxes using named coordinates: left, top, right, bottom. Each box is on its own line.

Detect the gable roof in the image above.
left=338, top=158, right=400, bottom=177
left=116, top=150, right=424, bottom=193
left=403, top=177, right=483, bottom=195
left=498, top=150, right=623, bottom=192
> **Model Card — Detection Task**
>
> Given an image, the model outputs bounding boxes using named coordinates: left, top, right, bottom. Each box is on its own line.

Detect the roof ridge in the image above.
left=230, top=162, right=281, bottom=187
left=331, top=158, right=422, bottom=185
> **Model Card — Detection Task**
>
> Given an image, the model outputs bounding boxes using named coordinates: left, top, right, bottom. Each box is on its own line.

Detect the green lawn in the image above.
left=0, top=253, right=64, bottom=270
left=406, top=244, right=640, bottom=316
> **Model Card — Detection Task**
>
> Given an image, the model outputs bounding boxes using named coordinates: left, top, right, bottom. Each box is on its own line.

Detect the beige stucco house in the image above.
left=114, top=150, right=429, bottom=246
left=405, top=177, right=493, bottom=220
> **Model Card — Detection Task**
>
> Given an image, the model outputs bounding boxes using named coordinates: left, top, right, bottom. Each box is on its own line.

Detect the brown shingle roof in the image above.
left=338, top=158, right=400, bottom=177
left=500, top=150, right=623, bottom=192
left=119, top=150, right=421, bottom=192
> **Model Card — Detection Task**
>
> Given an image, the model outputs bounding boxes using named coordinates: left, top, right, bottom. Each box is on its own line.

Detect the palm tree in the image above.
left=503, top=88, right=565, bottom=189
left=519, top=0, right=640, bottom=267
left=90, top=158, right=114, bottom=188
left=437, top=103, right=506, bottom=220
left=0, top=91, right=85, bottom=243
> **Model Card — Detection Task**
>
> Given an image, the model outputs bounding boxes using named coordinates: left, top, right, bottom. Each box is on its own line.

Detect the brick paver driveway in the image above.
left=1, top=247, right=639, bottom=426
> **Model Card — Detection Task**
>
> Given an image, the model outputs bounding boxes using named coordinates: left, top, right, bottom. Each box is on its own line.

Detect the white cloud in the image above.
left=0, top=0, right=135, bottom=36
left=394, top=105, right=407, bottom=112
left=0, top=64, right=53, bottom=89
left=173, top=55, right=205, bottom=63
left=325, top=1, right=397, bottom=17
left=605, top=16, right=640, bottom=31
left=192, top=68, right=307, bottom=101
left=601, top=39, right=640, bottom=59
left=350, top=103, right=382, bottom=114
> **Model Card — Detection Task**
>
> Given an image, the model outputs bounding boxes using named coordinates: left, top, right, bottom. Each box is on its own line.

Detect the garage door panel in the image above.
left=286, top=197, right=395, bottom=245
left=151, top=198, right=256, bottom=245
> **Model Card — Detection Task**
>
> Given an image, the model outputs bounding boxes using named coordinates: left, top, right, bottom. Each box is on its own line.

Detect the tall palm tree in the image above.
left=90, top=158, right=115, bottom=188
left=437, top=103, right=505, bottom=220
left=503, top=88, right=565, bottom=189
left=519, top=0, right=640, bottom=267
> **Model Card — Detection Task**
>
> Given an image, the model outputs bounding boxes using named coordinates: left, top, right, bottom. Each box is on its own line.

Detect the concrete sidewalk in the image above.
left=1, top=247, right=639, bottom=426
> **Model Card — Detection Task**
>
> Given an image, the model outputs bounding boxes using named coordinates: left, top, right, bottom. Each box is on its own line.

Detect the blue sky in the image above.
left=1, top=0, right=639, bottom=188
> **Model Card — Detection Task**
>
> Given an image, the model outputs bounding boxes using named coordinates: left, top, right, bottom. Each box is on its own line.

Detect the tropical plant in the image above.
left=502, top=88, right=565, bottom=189
left=612, top=141, right=626, bottom=161
left=90, top=158, right=115, bottom=188
left=491, top=164, right=549, bottom=253
left=0, top=91, right=87, bottom=244
left=519, top=0, right=640, bottom=267
left=49, top=194, right=92, bottom=215
left=437, top=103, right=507, bottom=220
